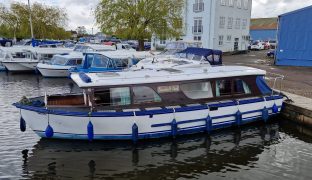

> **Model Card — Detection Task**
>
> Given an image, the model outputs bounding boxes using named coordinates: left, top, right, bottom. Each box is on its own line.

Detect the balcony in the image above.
left=192, top=26, right=203, bottom=35
left=193, top=3, right=204, bottom=12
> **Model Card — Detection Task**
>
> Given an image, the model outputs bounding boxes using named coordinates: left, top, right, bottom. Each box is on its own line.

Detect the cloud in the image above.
left=252, top=0, right=312, bottom=18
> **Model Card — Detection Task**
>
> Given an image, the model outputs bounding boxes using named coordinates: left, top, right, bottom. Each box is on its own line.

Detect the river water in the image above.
left=1, top=72, right=312, bottom=180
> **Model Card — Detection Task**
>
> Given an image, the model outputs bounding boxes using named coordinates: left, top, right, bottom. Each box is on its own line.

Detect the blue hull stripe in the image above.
left=34, top=113, right=278, bottom=140
left=13, top=95, right=284, bottom=117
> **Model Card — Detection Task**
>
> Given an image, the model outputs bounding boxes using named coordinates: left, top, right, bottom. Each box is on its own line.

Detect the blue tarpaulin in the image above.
left=178, top=47, right=223, bottom=65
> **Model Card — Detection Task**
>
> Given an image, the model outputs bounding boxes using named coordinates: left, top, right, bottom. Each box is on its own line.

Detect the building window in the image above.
left=227, top=17, right=233, bottom=29
left=181, top=82, right=213, bottom=99
left=219, top=16, right=226, bottom=29
left=216, top=80, right=231, bottom=97
left=243, top=0, right=248, bottom=9
left=193, top=0, right=204, bottom=12
left=227, top=35, right=232, bottom=42
left=193, top=18, right=203, bottom=34
left=235, top=18, right=241, bottom=29
left=233, top=79, right=251, bottom=95
left=221, top=0, right=226, bottom=6
left=242, top=19, right=247, bottom=29
left=133, top=86, right=161, bottom=104
left=237, top=0, right=242, bottom=8
left=218, top=35, right=224, bottom=46
left=228, top=0, right=234, bottom=6
left=194, top=36, right=202, bottom=41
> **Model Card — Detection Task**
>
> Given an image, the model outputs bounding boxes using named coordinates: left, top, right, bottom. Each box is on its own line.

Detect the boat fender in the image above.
left=262, top=107, right=269, bottom=123
left=272, top=104, right=278, bottom=114
left=87, top=121, right=94, bottom=141
left=236, top=111, right=242, bottom=126
left=171, top=119, right=178, bottom=138
left=132, top=123, right=139, bottom=144
left=45, top=124, right=54, bottom=138
left=79, top=72, right=92, bottom=83
left=206, top=115, right=212, bottom=134
left=20, top=117, right=26, bottom=132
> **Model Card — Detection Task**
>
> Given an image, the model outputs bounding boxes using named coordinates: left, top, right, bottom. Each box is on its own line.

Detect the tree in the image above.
left=0, top=2, right=70, bottom=40
left=76, top=26, right=87, bottom=37
left=95, top=0, right=183, bottom=51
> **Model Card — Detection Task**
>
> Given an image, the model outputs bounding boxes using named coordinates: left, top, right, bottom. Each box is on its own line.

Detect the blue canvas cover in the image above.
left=178, top=47, right=223, bottom=65
left=256, top=76, right=272, bottom=95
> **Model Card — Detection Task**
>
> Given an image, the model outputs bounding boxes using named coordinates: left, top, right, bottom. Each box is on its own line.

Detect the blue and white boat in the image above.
left=70, top=50, right=153, bottom=73
left=36, top=52, right=84, bottom=77
left=14, top=64, right=284, bottom=141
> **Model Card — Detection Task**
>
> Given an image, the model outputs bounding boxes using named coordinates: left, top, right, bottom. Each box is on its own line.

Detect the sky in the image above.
left=2, top=0, right=312, bottom=33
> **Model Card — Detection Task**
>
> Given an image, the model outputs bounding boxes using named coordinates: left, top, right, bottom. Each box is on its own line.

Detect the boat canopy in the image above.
left=178, top=47, right=222, bottom=65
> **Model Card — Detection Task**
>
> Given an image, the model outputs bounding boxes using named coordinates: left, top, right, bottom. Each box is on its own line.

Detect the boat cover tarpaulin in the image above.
left=178, top=47, right=223, bottom=65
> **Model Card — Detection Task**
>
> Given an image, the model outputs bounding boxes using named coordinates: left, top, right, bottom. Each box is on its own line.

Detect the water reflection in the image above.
left=22, top=123, right=280, bottom=179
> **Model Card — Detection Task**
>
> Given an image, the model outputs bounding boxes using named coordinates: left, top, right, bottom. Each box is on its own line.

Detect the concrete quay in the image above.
left=281, top=92, right=312, bottom=127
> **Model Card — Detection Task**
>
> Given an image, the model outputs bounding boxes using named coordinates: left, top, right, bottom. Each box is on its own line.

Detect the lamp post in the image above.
left=28, top=0, right=34, bottom=46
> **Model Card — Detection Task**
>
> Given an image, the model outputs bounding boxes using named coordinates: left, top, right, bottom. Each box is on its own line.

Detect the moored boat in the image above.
left=13, top=65, right=284, bottom=141
left=37, top=52, right=83, bottom=77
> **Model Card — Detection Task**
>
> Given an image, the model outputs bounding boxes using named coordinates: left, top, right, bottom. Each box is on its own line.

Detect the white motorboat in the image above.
left=2, top=47, right=72, bottom=72
left=14, top=62, right=284, bottom=141
left=37, top=52, right=83, bottom=78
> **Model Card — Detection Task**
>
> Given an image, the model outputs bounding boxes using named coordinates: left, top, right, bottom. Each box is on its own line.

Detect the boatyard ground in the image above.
left=224, top=50, right=312, bottom=98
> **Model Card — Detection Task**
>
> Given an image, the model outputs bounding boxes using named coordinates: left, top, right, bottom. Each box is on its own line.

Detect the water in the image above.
left=1, top=72, right=312, bottom=180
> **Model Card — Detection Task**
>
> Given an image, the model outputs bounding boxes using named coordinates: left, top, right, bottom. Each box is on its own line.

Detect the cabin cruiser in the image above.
left=0, top=46, right=32, bottom=71
left=70, top=50, right=153, bottom=73
left=37, top=52, right=83, bottom=77
left=2, top=48, right=72, bottom=72
left=14, top=64, right=284, bottom=141
left=73, top=44, right=116, bottom=52
left=132, top=47, right=222, bottom=70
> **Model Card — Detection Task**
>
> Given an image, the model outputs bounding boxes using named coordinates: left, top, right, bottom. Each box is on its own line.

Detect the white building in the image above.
left=182, top=0, right=252, bottom=52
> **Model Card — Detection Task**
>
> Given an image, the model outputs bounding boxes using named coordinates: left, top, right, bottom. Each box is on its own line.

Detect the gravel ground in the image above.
left=223, top=50, right=312, bottom=98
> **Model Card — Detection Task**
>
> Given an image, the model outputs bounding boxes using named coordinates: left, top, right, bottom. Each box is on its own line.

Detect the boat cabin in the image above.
left=49, top=53, right=83, bottom=66
left=70, top=50, right=153, bottom=73
left=73, top=44, right=116, bottom=52
left=46, top=66, right=272, bottom=112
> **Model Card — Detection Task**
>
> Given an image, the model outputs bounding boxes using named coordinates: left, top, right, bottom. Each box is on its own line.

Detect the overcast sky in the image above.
left=2, top=0, right=312, bottom=33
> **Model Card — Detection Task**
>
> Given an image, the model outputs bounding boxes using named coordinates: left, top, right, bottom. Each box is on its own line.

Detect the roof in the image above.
left=279, top=5, right=312, bottom=17
left=25, top=47, right=72, bottom=54
left=250, top=18, right=278, bottom=30
left=91, top=50, right=153, bottom=59
left=54, top=52, right=83, bottom=59
left=71, top=65, right=266, bottom=88
left=178, top=47, right=222, bottom=56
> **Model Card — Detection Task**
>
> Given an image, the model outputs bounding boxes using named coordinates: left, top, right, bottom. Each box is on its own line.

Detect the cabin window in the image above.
left=66, top=59, right=83, bottom=66
left=216, top=80, right=231, bottom=97
left=133, top=86, right=161, bottom=104
left=181, top=82, right=213, bottom=99
left=233, top=79, right=251, bottom=95
left=110, top=87, right=131, bottom=106
left=51, top=56, right=67, bottom=65
left=113, top=58, right=129, bottom=68
left=92, top=54, right=113, bottom=68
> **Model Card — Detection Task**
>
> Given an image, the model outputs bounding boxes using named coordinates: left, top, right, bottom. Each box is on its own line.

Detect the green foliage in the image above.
left=95, top=0, right=183, bottom=49
left=0, top=2, right=70, bottom=39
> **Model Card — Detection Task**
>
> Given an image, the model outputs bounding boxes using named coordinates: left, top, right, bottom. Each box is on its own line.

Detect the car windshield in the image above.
left=51, top=56, right=68, bottom=65
left=252, top=42, right=259, bottom=45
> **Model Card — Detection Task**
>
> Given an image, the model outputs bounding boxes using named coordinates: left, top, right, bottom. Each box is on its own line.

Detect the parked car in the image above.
left=250, top=41, right=264, bottom=50
left=263, top=41, right=270, bottom=49
left=0, top=37, right=13, bottom=47
left=267, top=50, right=275, bottom=58
left=269, top=40, right=277, bottom=49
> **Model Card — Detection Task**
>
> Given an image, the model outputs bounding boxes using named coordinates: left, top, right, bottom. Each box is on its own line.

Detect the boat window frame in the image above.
left=132, top=86, right=162, bottom=105
left=91, top=54, right=114, bottom=68
left=180, top=81, right=214, bottom=100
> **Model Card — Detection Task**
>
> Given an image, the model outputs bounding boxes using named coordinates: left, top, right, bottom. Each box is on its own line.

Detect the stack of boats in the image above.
left=12, top=42, right=285, bottom=142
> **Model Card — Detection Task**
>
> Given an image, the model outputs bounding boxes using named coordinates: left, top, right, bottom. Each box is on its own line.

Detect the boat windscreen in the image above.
left=51, top=56, right=68, bottom=65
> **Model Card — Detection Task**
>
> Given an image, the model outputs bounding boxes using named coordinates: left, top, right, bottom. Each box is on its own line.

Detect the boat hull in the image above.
left=16, top=96, right=284, bottom=141
left=37, top=66, right=71, bottom=77
left=2, top=61, right=37, bottom=72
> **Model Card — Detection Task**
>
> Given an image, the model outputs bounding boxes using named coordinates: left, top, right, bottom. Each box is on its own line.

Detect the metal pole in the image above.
left=28, top=0, right=34, bottom=46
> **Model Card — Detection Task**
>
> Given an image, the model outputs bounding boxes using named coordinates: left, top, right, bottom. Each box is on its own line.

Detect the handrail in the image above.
left=266, top=72, right=284, bottom=96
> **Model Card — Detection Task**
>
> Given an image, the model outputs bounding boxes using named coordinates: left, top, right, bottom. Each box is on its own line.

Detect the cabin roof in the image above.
left=54, top=52, right=83, bottom=59
left=89, top=50, right=153, bottom=59
left=25, top=47, right=72, bottom=54
left=71, top=65, right=266, bottom=88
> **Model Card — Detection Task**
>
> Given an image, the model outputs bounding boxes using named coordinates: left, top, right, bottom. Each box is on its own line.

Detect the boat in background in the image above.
left=132, top=47, right=222, bottom=70
left=14, top=64, right=284, bottom=141
left=37, top=52, right=83, bottom=77
left=70, top=50, right=153, bottom=73
left=2, top=48, right=71, bottom=72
